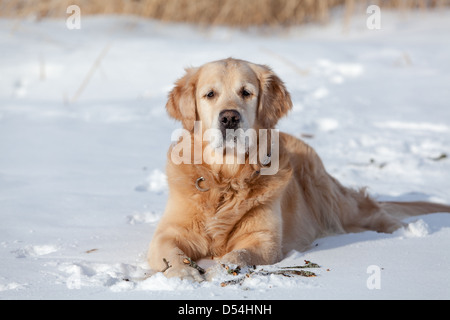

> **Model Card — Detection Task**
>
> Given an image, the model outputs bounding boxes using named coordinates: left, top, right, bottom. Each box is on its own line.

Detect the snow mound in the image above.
left=137, top=273, right=201, bottom=291
left=13, top=245, right=59, bottom=258
left=58, top=261, right=147, bottom=291
left=0, top=282, right=26, bottom=292
left=127, top=211, right=161, bottom=225
left=395, top=219, right=430, bottom=238
left=135, top=169, right=168, bottom=193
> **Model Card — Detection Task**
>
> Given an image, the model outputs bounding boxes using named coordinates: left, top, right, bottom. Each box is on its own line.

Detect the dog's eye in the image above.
left=242, top=89, right=251, bottom=98
left=206, top=91, right=215, bottom=98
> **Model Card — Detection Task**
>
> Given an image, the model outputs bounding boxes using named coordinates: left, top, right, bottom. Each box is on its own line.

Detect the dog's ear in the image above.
left=166, top=67, right=199, bottom=131
left=250, top=64, right=292, bottom=129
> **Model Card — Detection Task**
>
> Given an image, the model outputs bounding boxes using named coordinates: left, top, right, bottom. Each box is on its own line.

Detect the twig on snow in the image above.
left=220, top=261, right=319, bottom=287
left=280, top=260, right=320, bottom=269
left=183, top=257, right=206, bottom=274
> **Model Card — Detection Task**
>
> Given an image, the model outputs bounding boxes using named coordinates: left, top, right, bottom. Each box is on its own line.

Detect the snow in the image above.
left=1, top=9, right=450, bottom=300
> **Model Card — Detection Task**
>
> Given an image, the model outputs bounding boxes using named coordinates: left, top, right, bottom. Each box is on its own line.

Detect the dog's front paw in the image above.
left=164, top=265, right=204, bottom=282
left=220, top=249, right=252, bottom=267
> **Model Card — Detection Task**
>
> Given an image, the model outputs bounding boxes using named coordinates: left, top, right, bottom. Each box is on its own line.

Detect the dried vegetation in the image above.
left=0, top=0, right=448, bottom=27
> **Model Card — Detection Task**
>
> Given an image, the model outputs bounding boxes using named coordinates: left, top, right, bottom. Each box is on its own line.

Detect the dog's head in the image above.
left=166, top=58, right=292, bottom=149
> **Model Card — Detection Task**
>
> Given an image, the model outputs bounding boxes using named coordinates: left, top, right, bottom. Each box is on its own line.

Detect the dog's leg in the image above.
left=331, top=189, right=404, bottom=234
left=343, top=197, right=450, bottom=234
left=220, top=246, right=281, bottom=267
left=348, top=211, right=407, bottom=234
left=148, top=224, right=206, bottom=282
left=148, top=238, right=204, bottom=282
left=218, top=205, right=283, bottom=267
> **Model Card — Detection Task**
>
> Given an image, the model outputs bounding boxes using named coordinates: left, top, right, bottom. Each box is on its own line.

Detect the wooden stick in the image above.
left=183, top=257, right=206, bottom=274
left=161, top=258, right=171, bottom=273
left=280, top=260, right=320, bottom=269
left=70, top=42, right=111, bottom=103
left=260, top=47, right=309, bottom=77
left=220, top=263, right=318, bottom=287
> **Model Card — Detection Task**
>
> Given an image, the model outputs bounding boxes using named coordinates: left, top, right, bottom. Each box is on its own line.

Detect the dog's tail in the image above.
left=380, top=201, right=450, bottom=219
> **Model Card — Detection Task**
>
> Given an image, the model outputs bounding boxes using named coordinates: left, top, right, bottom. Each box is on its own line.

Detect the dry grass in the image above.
left=0, top=0, right=448, bottom=27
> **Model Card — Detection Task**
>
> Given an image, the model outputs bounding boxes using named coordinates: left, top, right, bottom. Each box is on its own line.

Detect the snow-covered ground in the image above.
left=1, top=9, right=449, bottom=300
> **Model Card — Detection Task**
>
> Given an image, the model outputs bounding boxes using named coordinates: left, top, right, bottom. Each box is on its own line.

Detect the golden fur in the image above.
left=148, top=58, right=450, bottom=281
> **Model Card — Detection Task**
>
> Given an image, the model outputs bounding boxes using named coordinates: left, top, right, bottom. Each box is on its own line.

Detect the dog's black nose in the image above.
left=219, top=110, right=241, bottom=130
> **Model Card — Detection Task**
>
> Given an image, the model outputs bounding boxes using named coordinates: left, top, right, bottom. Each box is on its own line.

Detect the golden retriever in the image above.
left=148, top=58, right=450, bottom=281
